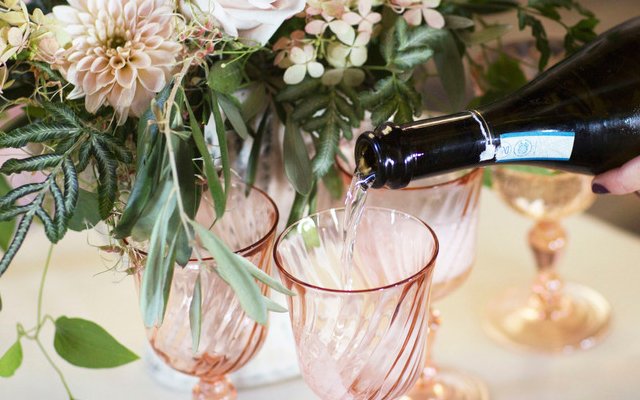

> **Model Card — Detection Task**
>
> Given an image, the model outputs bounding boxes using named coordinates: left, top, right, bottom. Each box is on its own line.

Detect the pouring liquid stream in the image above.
left=340, top=172, right=375, bottom=290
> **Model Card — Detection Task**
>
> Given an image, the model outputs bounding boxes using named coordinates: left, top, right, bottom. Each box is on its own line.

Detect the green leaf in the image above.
left=241, top=83, right=267, bottom=121
left=0, top=122, right=77, bottom=148
left=459, top=24, right=512, bottom=45
left=394, top=99, right=413, bottom=123
left=287, top=190, right=309, bottom=227
left=0, top=182, right=44, bottom=209
left=0, top=176, right=16, bottom=251
left=486, top=54, right=528, bottom=92
left=235, top=251, right=295, bottom=296
left=291, top=94, right=330, bottom=122
left=245, top=108, right=269, bottom=190
left=433, top=30, right=465, bottom=111
left=129, top=179, right=173, bottom=241
left=0, top=339, right=22, bottom=377
left=370, top=98, right=397, bottom=126
left=0, top=212, right=34, bottom=277
left=191, top=222, right=267, bottom=325
left=312, top=122, right=340, bottom=177
left=208, top=60, right=243, bottom=95
left=0, top=154, right=62, bottom=174
left=210, top=92, right=232, bottom=202
left=393, top=47, right=434, bottom=70
left=275, top=78, right=322, bottom=102
left=186, top=99, right=226, bottom=219
left=263, top=296, right=288, bottom=313
left=189, top=274, right=202, bottom=353
left=380, top=23, right=397, bottom=64
left=399, top=24, right=442, bottom=51
left=68, top=189, right=101, bottom=231
left=218, top=94, right=249, bottom=140
left=283, top=119, right=313, bottom=196
left=322, top=164, right=344, bottom=200
left=61, top=158, right=78, bottom=226
left=113, top=132, right=164, bottom=238
left=444, top=15, right=475, bottom=29
left=40, top=103, right=83, bottom=127
left=139, top=195, right=178, bottom=327
left=517, top=10, right=550, bottom=70
left=92, top=140, right=117, bottom=219
left=54, top=316, right=139, bottom=368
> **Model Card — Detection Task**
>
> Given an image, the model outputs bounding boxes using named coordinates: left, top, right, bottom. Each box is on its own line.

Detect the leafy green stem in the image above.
left=35, top=337, right=75, bottom=400
left=36, top=244, right=54, bottom=334
left=161, top=58, right=202, bottom=259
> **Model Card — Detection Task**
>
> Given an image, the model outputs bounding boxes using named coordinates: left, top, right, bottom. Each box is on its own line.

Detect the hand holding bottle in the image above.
left=592, top=156, right=640, bottom=195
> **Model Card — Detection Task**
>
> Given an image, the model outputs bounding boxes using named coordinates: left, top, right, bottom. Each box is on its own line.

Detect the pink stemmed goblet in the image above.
left=274, top=207, right=439, bottom=400
left=130, top=181, right=279, bottom=399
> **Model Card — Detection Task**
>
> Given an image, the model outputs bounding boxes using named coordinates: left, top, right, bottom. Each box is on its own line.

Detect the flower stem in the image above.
left=36, top=244, right=54, bottom=334
left=35, top=337, right=75, bottom=400
left=32, top=244, right=76, bottom=399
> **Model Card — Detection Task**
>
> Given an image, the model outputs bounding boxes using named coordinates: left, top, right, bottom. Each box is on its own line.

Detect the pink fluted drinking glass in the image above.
left=130, top=182, right=279, bottom=400
left=336, top=143, right=487, bottom=399
left=274, top=207, right=439, bottom=400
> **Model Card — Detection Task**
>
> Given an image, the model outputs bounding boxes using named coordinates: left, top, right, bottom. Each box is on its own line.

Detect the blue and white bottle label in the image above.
left=495, top=131, right=575, bottom=162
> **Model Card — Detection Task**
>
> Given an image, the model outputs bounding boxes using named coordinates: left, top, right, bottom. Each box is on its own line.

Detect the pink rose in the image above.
left=184, top=0, right=306, bottom=45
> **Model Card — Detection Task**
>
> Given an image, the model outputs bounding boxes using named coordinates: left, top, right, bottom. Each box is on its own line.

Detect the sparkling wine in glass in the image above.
left=274, top=207, right=439, bottom=400
left=129, top=182, right=279, bottom=400
left=485, top=166, right=611, bottom=352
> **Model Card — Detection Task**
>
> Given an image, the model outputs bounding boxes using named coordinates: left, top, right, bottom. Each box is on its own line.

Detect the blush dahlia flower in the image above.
left=53, top=0, right=182, bottom=124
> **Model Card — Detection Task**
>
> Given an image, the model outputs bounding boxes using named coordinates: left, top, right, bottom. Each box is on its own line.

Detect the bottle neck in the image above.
left=355, top=112, right=489, bottom=188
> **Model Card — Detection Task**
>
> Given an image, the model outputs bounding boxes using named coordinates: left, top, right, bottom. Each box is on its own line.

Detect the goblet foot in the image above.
left=192, top=376, right=237, bottom=400
left=485, top=282, right=611, bottom=353
left=401, top=366, right=489, bottom=400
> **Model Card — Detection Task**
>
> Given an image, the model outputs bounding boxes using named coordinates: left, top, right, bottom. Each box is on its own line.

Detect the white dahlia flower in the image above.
left=53, top=0, right=182, bottom=124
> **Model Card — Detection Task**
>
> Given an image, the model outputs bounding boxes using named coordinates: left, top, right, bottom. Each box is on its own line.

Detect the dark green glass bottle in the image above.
left=355, top=17, right=640, bottom=189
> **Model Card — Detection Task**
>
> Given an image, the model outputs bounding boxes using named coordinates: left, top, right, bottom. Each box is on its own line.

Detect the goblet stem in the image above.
left=528, top=220, right=569, bottom=319
left=422, top=307, right=441, bottom=379
left=192, top=375, right=237, bottom=400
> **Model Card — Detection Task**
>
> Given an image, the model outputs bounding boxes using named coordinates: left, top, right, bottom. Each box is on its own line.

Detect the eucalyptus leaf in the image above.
left=234, top=253, right=295, bottom=296
left=283, top=119, right=313, bottom=196
left=138, top=195, right=177, bottom=327
left=219, top=94, right=249, bottom=140
left=191, top=222, right=267, bottom=325
left=186, top=99, right=226, bottom=219
left=210, top=92, right=232, bottom=203
left=189, top=274, right=202, bottom=353
left=54, top=317, right=139, bottom=368
left=0, top=339, right=22, bottom=377
left=241, top=84, right=267, bottom=121
left=263, top=296, right=288, bottom=313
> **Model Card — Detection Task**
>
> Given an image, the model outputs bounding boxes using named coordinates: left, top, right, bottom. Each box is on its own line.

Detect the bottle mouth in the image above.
left=354, top=132, right=385, bottom=188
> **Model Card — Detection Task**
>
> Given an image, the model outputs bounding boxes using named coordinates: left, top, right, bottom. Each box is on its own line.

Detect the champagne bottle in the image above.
left=355, top=17, right=640, bottom=189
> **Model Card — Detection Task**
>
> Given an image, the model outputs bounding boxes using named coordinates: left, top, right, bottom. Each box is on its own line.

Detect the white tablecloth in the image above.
left=1, top=188, right=640, bottom=400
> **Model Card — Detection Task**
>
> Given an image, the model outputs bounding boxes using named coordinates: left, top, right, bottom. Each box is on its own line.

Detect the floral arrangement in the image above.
left=0, top=0, right=596, bottom=394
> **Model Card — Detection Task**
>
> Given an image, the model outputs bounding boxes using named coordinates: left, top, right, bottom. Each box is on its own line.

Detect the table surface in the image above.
left=1, top=188, right=639, bottom=400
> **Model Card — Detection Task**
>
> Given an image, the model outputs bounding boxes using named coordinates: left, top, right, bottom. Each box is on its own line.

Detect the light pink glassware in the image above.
left=274, top=207, right=439, bottom=400
left=335, top=145, right=487, bottom=400
left=131, top=182, right=279, bottom=400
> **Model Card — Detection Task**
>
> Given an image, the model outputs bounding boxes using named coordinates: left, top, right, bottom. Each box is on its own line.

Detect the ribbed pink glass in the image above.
left=335, top=146, right=487, bottom=400
left=131, top=182, right=279, bottom=400
left=274, top=208, right=438, bottom=400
